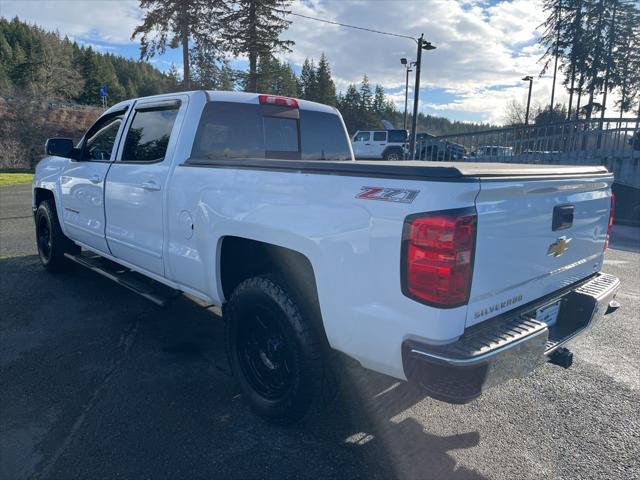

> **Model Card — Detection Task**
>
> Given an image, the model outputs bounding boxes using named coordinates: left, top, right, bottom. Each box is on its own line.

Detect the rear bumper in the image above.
left=402, top=272, right=620, bottom=404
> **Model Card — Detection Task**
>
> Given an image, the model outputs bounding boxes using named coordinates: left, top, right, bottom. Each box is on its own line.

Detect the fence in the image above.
left=415, top=117, right=640, bottom=188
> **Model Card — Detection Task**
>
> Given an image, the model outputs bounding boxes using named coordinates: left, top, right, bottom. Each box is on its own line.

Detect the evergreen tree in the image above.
left=218, top=61, right=236, bottom=91
left=221, top=0, right=294, bottom=92
left=255, top=55, right=297, bottom=96
left=132, top=0, right=225, bottom=90
left=298, top=58, right=317, bottom=100
left=372, top=84, right=385, bottom=115
left=336, top=84, right=360, bottom=131
left=315, top=53, right=336, bottom=106
left=167, top=62, right=182, bottom=85
left=359, top=74, right=373, bottom=112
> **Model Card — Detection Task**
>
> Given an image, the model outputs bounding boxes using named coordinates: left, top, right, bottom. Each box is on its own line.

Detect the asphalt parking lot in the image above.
left=1, top=183, right=639, bottom=480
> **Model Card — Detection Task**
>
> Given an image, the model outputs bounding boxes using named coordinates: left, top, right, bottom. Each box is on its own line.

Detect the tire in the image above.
left=383, top=149, right=402, bottom=161
left=35, top=199, right=79, bottom=273
left=224, top=274, right=336, bottom=424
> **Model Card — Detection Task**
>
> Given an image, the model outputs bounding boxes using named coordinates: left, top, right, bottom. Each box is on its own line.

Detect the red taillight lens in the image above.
left=402, top=208, right=477, bottom=307
left=604, top=193, right=615, bottom=251
left=258, top=94, right=299, bottom=108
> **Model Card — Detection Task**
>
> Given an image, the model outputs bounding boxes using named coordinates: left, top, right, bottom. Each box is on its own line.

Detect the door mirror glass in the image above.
left=45, top=138, right=74, bottom=158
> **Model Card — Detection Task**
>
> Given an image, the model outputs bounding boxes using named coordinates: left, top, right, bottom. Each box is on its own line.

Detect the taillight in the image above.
left=604, top=193, right=615, bottom=251
left=401, top=208, right=477, bottom=308
left=258, top=94, right=299, bottom=108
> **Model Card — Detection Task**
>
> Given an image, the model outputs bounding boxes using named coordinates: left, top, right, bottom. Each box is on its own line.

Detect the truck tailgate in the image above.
left=467, top=174, right=613, bottom=327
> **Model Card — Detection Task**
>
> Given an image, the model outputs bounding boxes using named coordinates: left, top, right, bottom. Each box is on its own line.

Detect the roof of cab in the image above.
left=106, top=90, right=337, bottom=116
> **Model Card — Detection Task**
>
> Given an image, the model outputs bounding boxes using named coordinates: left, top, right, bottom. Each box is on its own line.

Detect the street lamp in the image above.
left=409, top=35, right=437, bottom=160
left=522, top=75, right=533, bottom=125
left=400, top=58, right=416, bottom=130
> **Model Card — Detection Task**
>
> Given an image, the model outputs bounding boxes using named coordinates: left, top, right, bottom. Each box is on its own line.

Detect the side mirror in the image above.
left=45, top=138, right=75, bottom=158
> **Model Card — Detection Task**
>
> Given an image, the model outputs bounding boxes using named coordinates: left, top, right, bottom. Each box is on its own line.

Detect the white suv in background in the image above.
left=351, top=129, right=407, bottom=160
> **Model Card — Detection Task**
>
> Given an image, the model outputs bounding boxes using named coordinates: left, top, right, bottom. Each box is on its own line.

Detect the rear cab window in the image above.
left=191, top=102, right=351, bottom=162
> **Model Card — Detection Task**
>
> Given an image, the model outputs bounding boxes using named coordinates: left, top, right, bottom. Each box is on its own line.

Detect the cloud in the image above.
left=3, top=0, right=621, bottom=124
left=280, top=0, right=551, bottom=122
left=0, top=0, right=141, bottom=44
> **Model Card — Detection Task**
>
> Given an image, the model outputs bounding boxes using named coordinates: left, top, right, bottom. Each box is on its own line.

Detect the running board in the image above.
left=64, top=252, right=180, bottom=307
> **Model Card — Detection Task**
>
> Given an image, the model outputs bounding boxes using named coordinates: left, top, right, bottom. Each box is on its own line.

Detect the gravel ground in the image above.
left=1, top=183, right=639, bottom=480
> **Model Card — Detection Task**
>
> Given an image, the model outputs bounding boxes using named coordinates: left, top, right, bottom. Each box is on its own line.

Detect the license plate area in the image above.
left=535, top=300, right=562, bottom=327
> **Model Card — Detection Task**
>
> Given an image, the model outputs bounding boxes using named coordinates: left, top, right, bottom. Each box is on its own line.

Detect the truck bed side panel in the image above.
left=166, top=165, right=480, bottom=379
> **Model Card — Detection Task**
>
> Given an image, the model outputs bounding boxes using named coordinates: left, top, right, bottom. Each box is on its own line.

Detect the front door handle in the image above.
left=89, top=175, right=101, bottom=184
left=141, top=180, right=161, bottom=191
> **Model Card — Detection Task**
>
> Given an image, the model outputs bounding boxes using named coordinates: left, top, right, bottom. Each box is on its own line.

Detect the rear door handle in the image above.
left=89, top=175, right=101, bottom=184
left=141, top=180, right=161, bottom=191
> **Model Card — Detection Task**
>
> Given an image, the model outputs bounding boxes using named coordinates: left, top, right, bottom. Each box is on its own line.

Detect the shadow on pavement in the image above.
left=0, top=254, right=485, bottom=480
left=610, top=224, right=640, bottom=253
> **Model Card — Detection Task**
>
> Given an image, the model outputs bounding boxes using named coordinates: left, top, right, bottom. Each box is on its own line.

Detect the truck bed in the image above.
left=184, top=158, right=610, bottom=180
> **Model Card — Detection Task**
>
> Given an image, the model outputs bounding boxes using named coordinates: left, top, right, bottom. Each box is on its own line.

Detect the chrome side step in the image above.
left=64, top=252, right=180, bottom=307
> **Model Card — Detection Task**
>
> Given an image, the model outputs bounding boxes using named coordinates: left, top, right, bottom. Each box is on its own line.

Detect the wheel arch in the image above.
left=34, top=187, right=55, bottom=209
left=383, top=146, right=404, bottom=159
left=33, top=186, right=70, bottom=238
left=218, top=236, right=328, bottom=345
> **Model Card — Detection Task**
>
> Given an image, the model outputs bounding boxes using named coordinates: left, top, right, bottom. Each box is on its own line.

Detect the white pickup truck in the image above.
left=33, top=91, right=620, bottom=423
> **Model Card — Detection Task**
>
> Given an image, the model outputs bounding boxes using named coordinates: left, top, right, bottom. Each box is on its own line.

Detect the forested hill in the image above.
left=0, top=17, right=178, bottom=105
left=0, top=16, right=494, bottom=136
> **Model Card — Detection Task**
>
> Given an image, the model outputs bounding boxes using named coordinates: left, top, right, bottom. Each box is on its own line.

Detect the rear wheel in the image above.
left=35, top=200, right=78, bottom=272
left=384, top=149, right=402, bottom=161
left=224, top=274, right=336, bottom=423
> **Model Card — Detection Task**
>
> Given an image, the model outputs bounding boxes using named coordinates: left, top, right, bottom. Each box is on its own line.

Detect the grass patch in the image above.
left=0, top=173, right=34, bottom=187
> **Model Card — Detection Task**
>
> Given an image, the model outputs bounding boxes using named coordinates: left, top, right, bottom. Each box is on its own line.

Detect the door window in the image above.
left=82, top=111, right=126, bottom=161
left=121, top=106, right=179, bottom=162
left=373, top=131, right=387, bottom=142
left=353, top=131, right=370, bottom=142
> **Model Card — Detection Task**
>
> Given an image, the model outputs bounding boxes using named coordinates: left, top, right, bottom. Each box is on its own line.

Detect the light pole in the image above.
left=409, top=34, right=436, bottom=160
left=400, top=58, right=416, bottom=130
left=522, top=75, right=533, bottom=125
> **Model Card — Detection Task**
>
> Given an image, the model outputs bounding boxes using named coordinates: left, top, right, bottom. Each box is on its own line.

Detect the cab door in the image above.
left=104, top=97, right=185, bottom=276
left=352, top=131, right=372, bottom=158
left=372, top=131, right=388, bottom=158
left=58, top=108, right=129, bottom=253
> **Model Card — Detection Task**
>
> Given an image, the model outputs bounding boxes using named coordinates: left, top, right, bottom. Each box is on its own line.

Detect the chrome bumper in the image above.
left=402, top=273, right=621, bottom=404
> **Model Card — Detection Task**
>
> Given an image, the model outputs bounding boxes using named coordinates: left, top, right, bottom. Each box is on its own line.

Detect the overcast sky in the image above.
left=1, top=0, right=576, bottom=124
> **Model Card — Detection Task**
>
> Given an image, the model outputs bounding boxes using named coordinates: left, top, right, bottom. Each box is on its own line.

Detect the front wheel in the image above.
left=35, top=200, right=78, bottom=272
left=224, top=275, right=336, bottom=423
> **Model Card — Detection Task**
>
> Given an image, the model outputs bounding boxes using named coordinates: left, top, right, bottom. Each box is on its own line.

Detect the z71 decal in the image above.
left=356, top=186, right=420, bottom=204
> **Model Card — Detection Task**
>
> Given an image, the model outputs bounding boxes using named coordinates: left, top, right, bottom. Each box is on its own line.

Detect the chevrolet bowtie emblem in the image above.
left=547, top=236, right=572, bottom=257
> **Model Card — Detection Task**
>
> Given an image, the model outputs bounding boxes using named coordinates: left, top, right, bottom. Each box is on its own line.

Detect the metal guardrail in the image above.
left=412, top=117, right=640, bottom=188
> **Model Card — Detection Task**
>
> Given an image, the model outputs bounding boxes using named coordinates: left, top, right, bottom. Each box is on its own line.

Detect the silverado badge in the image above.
left=547, top=236, right=572, bottom=257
